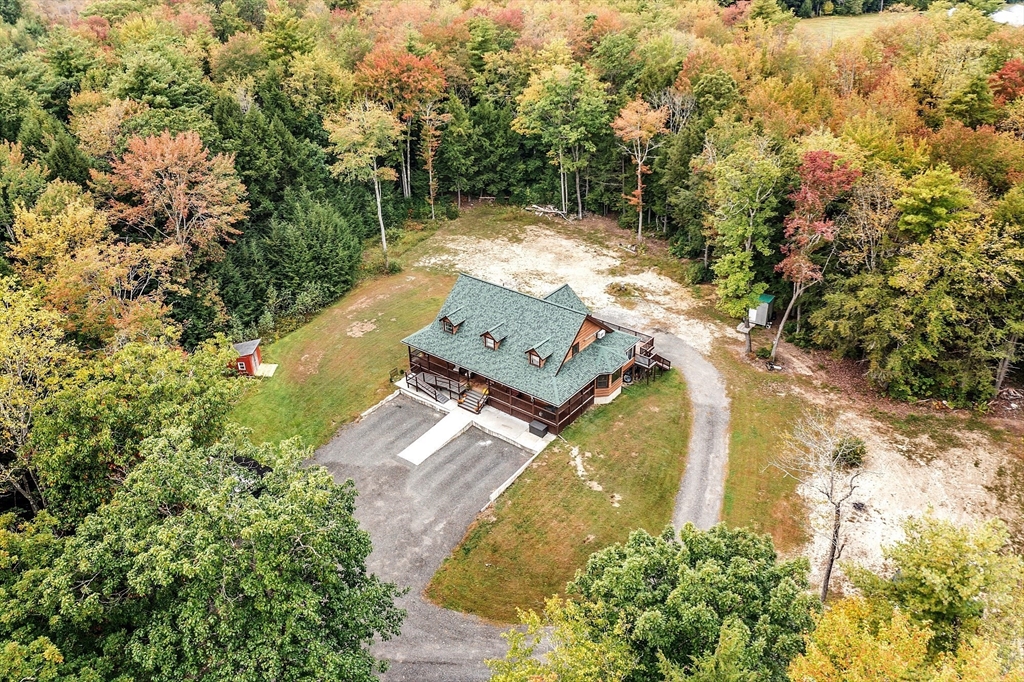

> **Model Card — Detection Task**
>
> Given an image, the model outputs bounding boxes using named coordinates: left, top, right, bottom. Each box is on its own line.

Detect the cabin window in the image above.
left=596, top=374, right=609, bottom=389
left=441, top=318, right=455, bottom=334
left=570, top=342, right=580, bottom=358
left=237, top=361, right=246, bottom=371
left=612, top=368, right=622, bottom=383
left=529, top=353, right=541, bottom=367
left=484, top=336, right=496, bottom=350
left=627, top=346, right=635, bottom=359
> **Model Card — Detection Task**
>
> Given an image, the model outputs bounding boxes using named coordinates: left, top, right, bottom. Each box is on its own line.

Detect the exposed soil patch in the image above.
left=296, top=351, right=324, bottom=376
left=346, top=320, right=377, bottom=337
left=416, top=223, right=722, bottom=354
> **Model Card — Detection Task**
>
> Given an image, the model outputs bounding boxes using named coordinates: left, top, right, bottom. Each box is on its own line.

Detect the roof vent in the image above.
left=596, top=329, right=606, bottom=339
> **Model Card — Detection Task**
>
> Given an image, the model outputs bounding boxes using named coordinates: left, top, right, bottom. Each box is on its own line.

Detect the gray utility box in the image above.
left=529, top=420, right=549, bottom=438
left=748, top=294, right=776, bottom=328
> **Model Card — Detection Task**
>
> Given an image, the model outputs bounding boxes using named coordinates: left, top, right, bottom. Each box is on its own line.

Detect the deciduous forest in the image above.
left=0, top=0, right=1023, bottom=677
left=0, top=0, right=1020, bottom=401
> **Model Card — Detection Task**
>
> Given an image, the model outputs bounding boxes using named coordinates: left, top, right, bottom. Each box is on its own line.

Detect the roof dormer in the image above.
left=439, top=307, right=467, bottom=334
left=526, top=338, right=553, bottom=368
left=481, top=322, right=508, bottom=350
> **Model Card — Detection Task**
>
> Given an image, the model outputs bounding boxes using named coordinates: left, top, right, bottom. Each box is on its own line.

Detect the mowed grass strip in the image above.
left=717, top=348, right=809, bottom=553
left=426, top=371, right=692, bottom=623
left=230, top=272, right=455, bottom=447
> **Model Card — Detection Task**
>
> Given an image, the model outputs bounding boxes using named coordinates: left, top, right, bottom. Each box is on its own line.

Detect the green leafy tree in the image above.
left=0, top=279, right=76, bottom=514
left=437, top=94, right=476, bottom=209
left=2, top=432, right=404, bottom=681
left=513, top=64, right=609, bottom=219
left=0, top=0, right=21, bottom=24
left=42, top=130, right=90, bottom=186
left=0, top=141, right=47, bottom=235
left=488, top=597, right=638, bottom=681
left=326, top=100, right=402, bottom=269
left=262, top=192, right=362, bottom=299
left=661, top=618, right=759, bottom=682
left=29, top=340, right=239, bottom=525
left=710, top=137, right=787, bottom=317
left=895, top=165, right=974, bottom=240
left=522, top=525, right=819, bottom=682
left=109, top=48, right=211, bottom=110
left=813, top=218, right=1024, bottom=403
left=849, top=516, right=1024, bottom=658
left=943, top=75, right=997, bottom=128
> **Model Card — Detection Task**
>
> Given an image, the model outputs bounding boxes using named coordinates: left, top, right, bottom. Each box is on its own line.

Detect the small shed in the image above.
left=748, top=294, right=775, bottom=328
left=232, top=339, right=262, bottom=376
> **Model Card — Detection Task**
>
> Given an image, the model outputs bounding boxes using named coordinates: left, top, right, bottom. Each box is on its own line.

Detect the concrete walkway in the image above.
left=395, top=377, right=555, bottom=459
left=398, top=409, right=474, bottom=464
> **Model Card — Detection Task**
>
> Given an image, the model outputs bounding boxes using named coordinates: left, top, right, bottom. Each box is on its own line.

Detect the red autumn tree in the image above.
left=770, top=150, right=860, bottom=361
left=355, top=46, right=447, bottom=199
left=98, top=131, right=248, bottom=268
left=989, top=58, right=1024, bottom=106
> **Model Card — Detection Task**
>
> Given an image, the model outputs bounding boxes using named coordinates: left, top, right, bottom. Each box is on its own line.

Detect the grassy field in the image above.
left=426, top=371, right=692, bottom=623
left=795, top=12, right=911, bottom=42
left=230, top=271, right=455, bottom=447
left=715, top=347, right=810, bottom=553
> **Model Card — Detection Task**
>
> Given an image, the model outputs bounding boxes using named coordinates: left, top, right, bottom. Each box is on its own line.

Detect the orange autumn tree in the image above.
left=355, top=46, right=446, bottom=200
left=611, top=98, right=669, bottom=244
left=97, top=131, right=248, bottom=269
left=10, top=189, right=177, bottom=346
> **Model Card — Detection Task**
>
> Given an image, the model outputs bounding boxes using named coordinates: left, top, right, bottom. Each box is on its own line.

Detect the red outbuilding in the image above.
left=232, top=339, right=262, bottom=376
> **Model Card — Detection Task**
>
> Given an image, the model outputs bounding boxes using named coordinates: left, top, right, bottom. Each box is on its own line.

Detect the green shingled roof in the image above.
left=543, top=284, right=589, bottom=313
left=402, top=274, right=639, bottom=406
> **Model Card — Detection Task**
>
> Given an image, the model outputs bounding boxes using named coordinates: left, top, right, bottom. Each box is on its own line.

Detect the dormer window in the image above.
left=441, top=318, right=456, bottom=334
left=527, top=338, right=552, bottom=368
left=481, top=322, right=507, bottom=350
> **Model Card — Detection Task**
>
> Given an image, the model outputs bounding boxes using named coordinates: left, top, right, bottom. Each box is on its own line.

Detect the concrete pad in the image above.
left=397, top=408, right=475, bottom=464
left=395, top=377, right=555, bottom=457
left=254, top=363, right=278, bottom=377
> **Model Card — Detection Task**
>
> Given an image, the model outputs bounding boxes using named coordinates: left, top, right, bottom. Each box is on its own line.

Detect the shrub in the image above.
left=834, top=436, right=867, bottom=468
left=756, top=346, right=772, bottom=359
left=684, top=260, right=711, bottom=284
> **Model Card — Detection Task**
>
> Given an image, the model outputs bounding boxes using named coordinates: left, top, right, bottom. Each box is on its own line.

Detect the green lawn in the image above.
left=230, top=271, right=455, bottom=447
left=716, top=346, right=810, bottom=553
left=426, top=371, right=691, bottom=623
left=795, top=12, right=913, bottom=42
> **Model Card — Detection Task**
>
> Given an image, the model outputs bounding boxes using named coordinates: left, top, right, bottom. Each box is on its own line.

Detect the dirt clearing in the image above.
left=416, top=224, right=722, bottom=354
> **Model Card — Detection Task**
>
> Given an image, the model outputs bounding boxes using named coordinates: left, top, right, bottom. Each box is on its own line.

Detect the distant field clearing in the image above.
left=795, top=12, right=917, bottom=42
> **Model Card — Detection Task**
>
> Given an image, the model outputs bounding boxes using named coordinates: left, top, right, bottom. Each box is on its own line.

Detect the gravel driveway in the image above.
left=314, top=395, right=531, bottom=681
left=652, top=333, right=731, bottom=531
left=594, top=309, right=732, bottom=530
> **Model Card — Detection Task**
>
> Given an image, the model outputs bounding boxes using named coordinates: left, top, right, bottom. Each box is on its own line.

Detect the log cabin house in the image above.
left=401, top=274, right=670, bottom=435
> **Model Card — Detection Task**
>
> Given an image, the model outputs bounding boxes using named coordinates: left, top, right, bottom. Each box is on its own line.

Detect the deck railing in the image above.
left=595, top=318, right=657, bottom=356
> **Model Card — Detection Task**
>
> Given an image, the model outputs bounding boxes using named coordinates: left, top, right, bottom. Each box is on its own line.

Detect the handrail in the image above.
left=594, top=318, right=654, bottom=344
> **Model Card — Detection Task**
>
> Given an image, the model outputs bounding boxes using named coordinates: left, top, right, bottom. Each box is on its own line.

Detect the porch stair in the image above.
left=459, top=389, right=488, bottom=414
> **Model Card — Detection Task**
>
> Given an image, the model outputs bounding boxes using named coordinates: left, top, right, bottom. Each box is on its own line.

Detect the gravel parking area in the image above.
left=314, top=394, right=532, bottom=681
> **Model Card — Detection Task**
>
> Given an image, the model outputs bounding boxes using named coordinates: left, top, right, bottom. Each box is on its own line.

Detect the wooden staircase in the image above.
left=459, top=388, right=488, bottom=414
